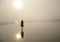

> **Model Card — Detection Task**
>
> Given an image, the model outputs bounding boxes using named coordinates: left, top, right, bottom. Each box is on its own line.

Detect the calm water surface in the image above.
left=0, top=21, right=60, bottom=42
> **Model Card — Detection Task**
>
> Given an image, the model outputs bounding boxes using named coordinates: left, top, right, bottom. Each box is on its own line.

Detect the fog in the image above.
left=0, top=0, right=60, bottom=20
left=0, top=0, right=60, bottom=42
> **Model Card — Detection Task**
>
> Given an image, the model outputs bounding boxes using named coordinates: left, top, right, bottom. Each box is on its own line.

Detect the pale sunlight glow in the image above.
left=16, top=33, right=21, bottom=39
left=14, top=0, right=23, bottom=8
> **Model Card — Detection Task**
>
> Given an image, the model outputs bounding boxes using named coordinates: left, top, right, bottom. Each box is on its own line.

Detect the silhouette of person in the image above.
left=21, top=20, right=24, bottom=28
left=20, top=20, right=24, bottom=38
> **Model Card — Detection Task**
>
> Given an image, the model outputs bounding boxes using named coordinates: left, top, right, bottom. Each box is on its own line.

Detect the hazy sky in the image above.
left=0, top=0, right=60, bottom=21
left=0, top=0, right=60, bottom=42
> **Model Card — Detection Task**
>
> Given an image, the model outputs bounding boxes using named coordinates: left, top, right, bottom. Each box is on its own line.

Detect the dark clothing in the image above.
left=20, top=20, right=24, bottom=39
left=21, top=20, right=24, bottom=27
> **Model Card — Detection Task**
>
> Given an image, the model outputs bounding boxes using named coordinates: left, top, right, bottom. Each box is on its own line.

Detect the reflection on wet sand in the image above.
left=20, top=20, right=24, bottom=39
left=16, top=30, right=24, bottom=39
left=21, top=28, right=24, bottom=39
left=16, top=33, right=21, bottom=39
left=16, top=20, right=24, bottom=40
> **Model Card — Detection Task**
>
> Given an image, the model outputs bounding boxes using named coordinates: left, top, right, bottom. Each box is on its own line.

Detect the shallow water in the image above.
left=0, top=0, right=60, bottom=42
left=0, top=21, right=60, bottom=42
